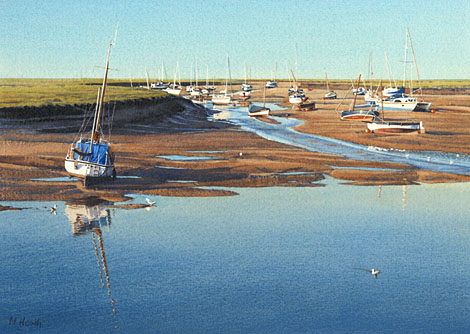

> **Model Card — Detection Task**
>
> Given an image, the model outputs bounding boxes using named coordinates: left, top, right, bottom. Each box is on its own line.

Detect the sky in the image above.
left=1, top=0, right=469, bottom=80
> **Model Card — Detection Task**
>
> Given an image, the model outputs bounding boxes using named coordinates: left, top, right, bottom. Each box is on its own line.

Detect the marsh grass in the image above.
left=1, top=78, right=469, bottom=108
left=0, top=78, right=167, bottom=108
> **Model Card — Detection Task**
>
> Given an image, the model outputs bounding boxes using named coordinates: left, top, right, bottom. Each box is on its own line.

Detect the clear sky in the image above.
left=1, top=0, right=469, bottom=80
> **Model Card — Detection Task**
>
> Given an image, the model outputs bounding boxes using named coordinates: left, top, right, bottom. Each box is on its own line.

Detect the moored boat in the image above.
left=248, top=104, right=270, bottom=117
left=65, top=39, right=116, bottom=186
left=366, top=120, right=425, bottom=134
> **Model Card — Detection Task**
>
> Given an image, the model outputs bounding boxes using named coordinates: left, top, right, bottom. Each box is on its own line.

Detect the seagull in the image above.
left=145, top=198, right=156, bottom=206
left=354, top=267, right=381, bottom=279
left=50, top=204, right=57, bottom=215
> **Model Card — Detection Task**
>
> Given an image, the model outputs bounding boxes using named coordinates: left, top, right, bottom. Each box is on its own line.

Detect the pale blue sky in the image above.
left=1, top=0, right=469, bottom=80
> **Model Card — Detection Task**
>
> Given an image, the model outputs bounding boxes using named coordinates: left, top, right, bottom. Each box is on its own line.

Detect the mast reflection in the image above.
left=65, top=203, right=119, bottom=330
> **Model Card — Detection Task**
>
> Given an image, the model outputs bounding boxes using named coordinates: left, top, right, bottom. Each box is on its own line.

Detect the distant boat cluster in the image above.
left=64, top=28, right=432, bottom=186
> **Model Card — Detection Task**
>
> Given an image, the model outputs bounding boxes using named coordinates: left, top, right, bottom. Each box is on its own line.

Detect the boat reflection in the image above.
left=65, top=203, right=119, bottom=330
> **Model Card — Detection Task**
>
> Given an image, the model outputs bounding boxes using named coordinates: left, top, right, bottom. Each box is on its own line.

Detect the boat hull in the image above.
left=212, top=95, right=231, bottom=105
left=65, top=159, right=115, bottom=185
left=367, top=121, right=425, bottom=134
left=341, top=109, right=379, bottom=121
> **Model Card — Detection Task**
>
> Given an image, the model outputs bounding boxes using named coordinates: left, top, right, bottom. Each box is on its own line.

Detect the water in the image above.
left=210, top=104, right=470, bottom=175
left=2, top=179, right=470, bottom=333
left=157, top=155, right=220, bottom=161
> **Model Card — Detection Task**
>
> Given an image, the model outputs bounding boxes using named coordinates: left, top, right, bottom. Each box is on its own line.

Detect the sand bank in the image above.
left=1, top=85, right=469, bottom=207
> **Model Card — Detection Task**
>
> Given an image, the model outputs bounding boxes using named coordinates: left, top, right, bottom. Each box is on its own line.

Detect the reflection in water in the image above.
left=402, top=185, right=407, bottom=210
left=65, top=203, right=119, bottom=330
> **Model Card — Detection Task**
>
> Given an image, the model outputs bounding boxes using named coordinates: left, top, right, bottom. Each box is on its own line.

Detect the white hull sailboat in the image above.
left=212, top=55, right=232, bottom=105
left=340, top=75, right=379, bottom=121
left=323, top=70, right=337, bottom=99
left=65, top=39, right=116, bottom=186
left=366, top=81, right=425, bottom=135
left=248, top=105, right=270, bottom=117
left=248, top=86, right=270, bottom=117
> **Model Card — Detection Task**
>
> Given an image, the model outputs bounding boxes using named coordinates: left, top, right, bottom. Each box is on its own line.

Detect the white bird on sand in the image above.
left=50, top=204, right=57, bottom=215
left=354, top=267, right=381, bottom=279
left=145, top=198, right=156, bottom=206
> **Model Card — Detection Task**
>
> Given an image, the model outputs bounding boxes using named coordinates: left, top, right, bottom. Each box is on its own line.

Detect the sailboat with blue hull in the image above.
left=65, top=39, right=116, bottom=186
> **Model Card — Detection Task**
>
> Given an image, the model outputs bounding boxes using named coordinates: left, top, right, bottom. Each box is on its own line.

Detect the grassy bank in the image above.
left=1, top=78, right=469, bottom=109
left=0, top=78, right=168, bottom=108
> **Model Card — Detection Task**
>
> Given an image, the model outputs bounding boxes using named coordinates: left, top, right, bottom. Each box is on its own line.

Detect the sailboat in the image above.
left=366, top=81, right=425, bottom=134
left=266, top=62, right=278, bottom=88
left=165, top=61, right=182, bottom=96
left=340, top=74, right=379, bottom=121
left=65, top=39, right=116, bottom=186
left=212, top=55, right=232, bottom=105
left=379, top=29, right=431, bottom=112
left=248, top=86, right=270, bottom=117
left=288, top=70, right=307, bottom=104
left=381, top=51, right=405, bottom=98
left=190, top=57, right=202, bottom=98
left=151, top=62, right=169, bottom=89
left=241, top=63, right=252, bottom=92
left=323, top=69, right=337, bottom=99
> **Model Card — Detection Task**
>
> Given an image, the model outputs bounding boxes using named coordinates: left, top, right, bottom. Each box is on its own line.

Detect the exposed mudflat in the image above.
left=1, top=85, right=469, bottom=207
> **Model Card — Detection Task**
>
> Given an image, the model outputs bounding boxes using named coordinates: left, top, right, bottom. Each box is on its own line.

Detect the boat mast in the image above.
left=228, top=55, right=232, bottom=95
left=369, top=51, right=373, bottom=91
left=407, top=28, right=424, bottom=101
left=384, top=51, right=396, bottom=87
left=92, top=40, right=113, bottom=143
left=402, top=30, right=408, bottom=89
left=352, top=74, right=361, bottom=111
left=324, top=69, right=330, bottom=91
left=145, top=69, right=150, bottom=90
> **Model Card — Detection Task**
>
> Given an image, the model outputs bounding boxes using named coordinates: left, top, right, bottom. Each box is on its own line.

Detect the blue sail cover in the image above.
left=73, top=141, right=109, bottom=165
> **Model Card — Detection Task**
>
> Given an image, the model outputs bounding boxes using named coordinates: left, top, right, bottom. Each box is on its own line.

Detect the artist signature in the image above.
left=9, top=316, right=42, bottom=328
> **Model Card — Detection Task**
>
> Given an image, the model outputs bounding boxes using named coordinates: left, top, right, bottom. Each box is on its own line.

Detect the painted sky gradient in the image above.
left=1, top=0, right=469, bottom=80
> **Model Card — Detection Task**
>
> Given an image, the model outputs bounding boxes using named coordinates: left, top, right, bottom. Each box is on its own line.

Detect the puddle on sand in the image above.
left=157, top=155, right=219, bottom=161
left=31, top=177, right=79, bottom=182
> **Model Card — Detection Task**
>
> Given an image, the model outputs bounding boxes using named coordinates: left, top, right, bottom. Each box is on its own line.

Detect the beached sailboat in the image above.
left=248, top=86, right=270, bottom=117
left=323, top=70, right=337, bottom=99
left=190, top=57, right=202, bottom=98
left=212, top=55, right=232, bottom=105
left=165, top=61, right=182, bottom=96
left=266, top=62, right=278, bottom=88
left=288, top=70, right=307, bottom=104
left=378, top=29, right=431, bottom=112
left=241, top=63, right=252, bottom=92
left=381, top=51, right=405, bottom=98
left=340, top=75, right=379, bottom=121
left=366, top=82, right=425, bottom=134
left=151, top=62, right=169, bottom=90
left=65, top=40, right=116, bottom=186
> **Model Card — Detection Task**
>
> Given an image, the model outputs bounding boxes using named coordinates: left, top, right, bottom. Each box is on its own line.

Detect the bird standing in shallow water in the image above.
left=50, top=204, right=57, bottom=215
left=145, top=198, right=156, bottom=206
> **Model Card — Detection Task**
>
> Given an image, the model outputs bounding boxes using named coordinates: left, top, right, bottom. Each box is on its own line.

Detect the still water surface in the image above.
left=1, top=178, right=470, bottom=333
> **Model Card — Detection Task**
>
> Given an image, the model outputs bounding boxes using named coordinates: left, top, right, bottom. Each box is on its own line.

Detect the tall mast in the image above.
left=324, top=69, right=329, bottom=91
left=145, top=69, right=150, bottom=90
left=92, top=40, right=112, bottom=143
left=407, top=28, right=423, bottom=101
left=369, top=51, right=373, bottom=91
left=227, top=55, right=232, bottom=95
left=403, top=30, right=408, bottom=88
left=384, top=51, right=395, bottom=87
left=275, top=62, right=277, bottom=81
left=352, top=74, right=361, bottom=111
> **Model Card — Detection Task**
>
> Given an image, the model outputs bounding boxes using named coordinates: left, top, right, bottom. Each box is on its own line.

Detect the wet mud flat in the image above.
left=1, top=91, right=470, bottom=208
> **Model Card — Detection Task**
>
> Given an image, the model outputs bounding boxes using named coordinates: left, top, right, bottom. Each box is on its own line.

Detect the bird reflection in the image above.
left=65, top=203, right=119, bottom=330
